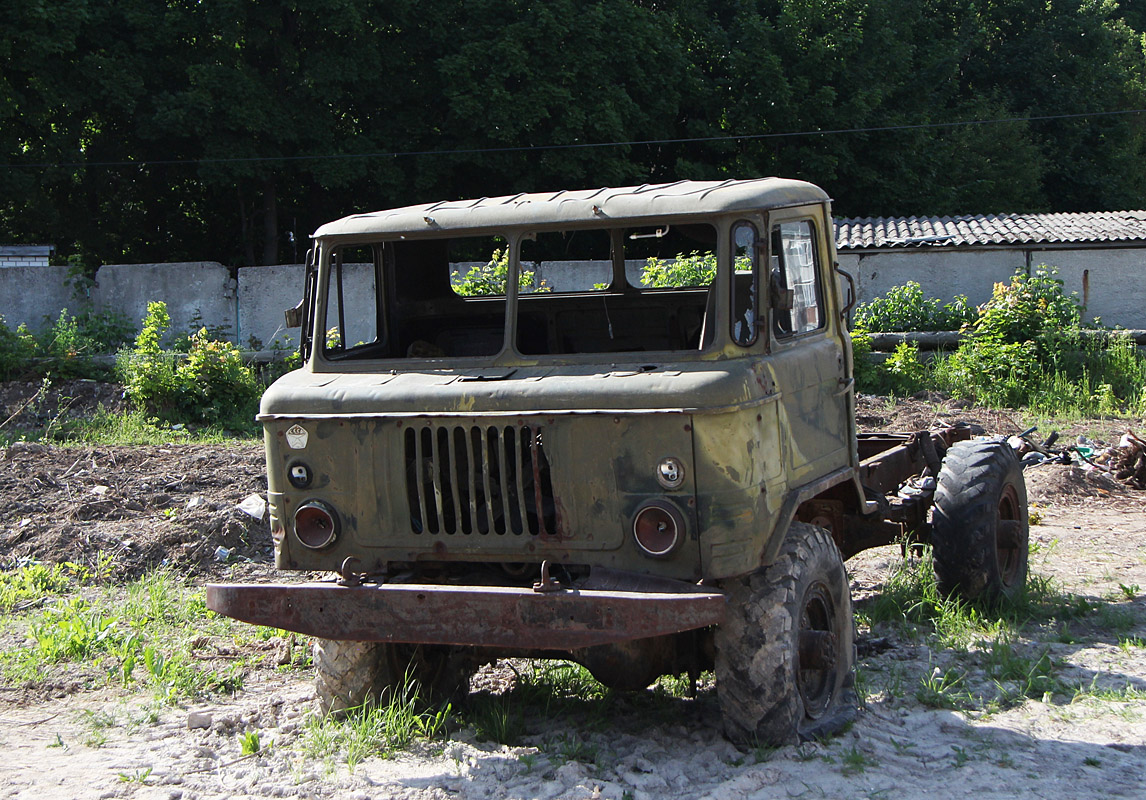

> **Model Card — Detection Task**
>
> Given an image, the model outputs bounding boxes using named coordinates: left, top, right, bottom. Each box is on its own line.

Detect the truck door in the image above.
left=766, top=210, right=852, bottom=482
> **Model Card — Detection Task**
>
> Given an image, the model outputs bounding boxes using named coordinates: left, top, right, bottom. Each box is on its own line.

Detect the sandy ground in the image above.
left=1, top=386, right=1145, bottom=799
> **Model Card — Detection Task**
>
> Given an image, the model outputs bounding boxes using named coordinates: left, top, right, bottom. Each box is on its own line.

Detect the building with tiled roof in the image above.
left=835, top=211, right=1146, bottom=250
left=833, top=211, right=1146, bottom=329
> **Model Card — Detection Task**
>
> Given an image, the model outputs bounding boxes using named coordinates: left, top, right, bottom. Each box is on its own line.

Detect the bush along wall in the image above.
left=852, top=268, right=1146, bottom=416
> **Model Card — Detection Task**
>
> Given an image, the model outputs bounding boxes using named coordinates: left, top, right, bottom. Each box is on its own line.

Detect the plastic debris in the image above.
left=213, top=546, right=232, bottom=562
left=236, top=493, right=266, bottom=520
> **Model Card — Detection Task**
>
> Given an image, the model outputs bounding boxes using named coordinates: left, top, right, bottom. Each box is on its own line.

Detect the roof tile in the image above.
left=835, top=211, right=1146, bottom=249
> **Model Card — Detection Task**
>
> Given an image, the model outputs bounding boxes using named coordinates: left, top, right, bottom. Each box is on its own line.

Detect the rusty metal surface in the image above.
left=206, top=581, right=727, bottom=649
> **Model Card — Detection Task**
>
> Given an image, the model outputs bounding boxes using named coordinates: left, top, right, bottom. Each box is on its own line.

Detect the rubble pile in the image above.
left=1010, top=427, right=1146, bottom=490
left=1094, top=431, right=1146, bottom=489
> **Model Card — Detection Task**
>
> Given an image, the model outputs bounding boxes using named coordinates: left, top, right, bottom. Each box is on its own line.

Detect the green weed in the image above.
left=916, top=665, right=972, bottom=710
left=239, top=730, right=262, bottom=755
left=0, top=561, right=77, bottom=612
left=117, top=767, right=153, bottom=784
left=840, top=744, right=878, bottom=775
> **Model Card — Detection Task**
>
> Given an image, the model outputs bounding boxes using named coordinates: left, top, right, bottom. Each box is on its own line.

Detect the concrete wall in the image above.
left=836, top=246, right=1146, bottom=328
left=237, top=262, right=375, bottom=351
left=837, top=249, right=1026, bottom=307
left=237, top=264, right=306, bottom=351
left=2, top=246, right=1144, bottom=344
left=1038, top=248, right=1146, bottom=327
left=96, top=262, right=237, bottom=343
left=0, top=266, right=76, bottom=328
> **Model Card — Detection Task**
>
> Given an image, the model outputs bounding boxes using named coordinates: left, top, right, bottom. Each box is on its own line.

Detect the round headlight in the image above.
left=656, top=457, right=685, bottom=490
left=294, top=500, right=339, bottom=549
left=632, top=500, right=686, bottom=557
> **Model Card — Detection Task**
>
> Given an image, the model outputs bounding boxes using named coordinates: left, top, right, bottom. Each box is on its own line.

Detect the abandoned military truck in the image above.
left=207, top=178, right=1028, bottom=745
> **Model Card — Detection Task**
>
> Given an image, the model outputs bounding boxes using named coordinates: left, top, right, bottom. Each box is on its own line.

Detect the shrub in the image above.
left=641, top=251, right=717, bottom=288
left=0, top=315, right=37, bottom=380
left=451, top=248, right=545, bottom=296
left=853, top=282, right=976, bottom=332
left=118, top=301, right=260, bottom=431
left=880, top=342, right=928, bottom=396
left=932, top=267, right=1146, bottom=414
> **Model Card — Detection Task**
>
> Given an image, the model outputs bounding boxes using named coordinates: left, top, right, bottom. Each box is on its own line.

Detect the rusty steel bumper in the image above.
left=206, top=581, right=727, bottom=650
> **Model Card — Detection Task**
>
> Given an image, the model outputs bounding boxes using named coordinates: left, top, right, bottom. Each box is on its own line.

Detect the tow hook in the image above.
left=337, top=556, right=365, bottom=587
left=532, top=560, right=564, bottom=593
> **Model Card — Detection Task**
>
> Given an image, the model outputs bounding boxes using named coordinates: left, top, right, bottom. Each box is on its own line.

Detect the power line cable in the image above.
left=3, top=107, right=1144, bottom=170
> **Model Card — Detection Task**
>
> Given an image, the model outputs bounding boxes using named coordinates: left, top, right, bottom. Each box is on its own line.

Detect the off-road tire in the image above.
left=314, top=640, right=477, bottom=715
left=714, top=522, right=855, bottom=746
left=314, top=639, right=398, bottom=714
left=932, top=438, right=1029, bottom=603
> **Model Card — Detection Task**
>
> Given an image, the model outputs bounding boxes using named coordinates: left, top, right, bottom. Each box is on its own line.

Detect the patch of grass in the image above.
left=983, top=639, right=1062, bottom=706
left=49, top=407, right=258, bottom=445
left=302, top=674, right=451, bottom=770
left=860, top=545, right=1007, bottom=650
left=1118, top=636, right=1146, bottom=652
left=915, top=665, right=972, bottom=710
left=467, top=693, right=527, bottom=746
left=0, top=567, right=247, bottom=703
left=1093, top=604, right=1138, bottom=635
left=840, top=744, right=878, bottom=775
left=239, top=730, right=262, bottom=755
left=0, top=561, right=78, bottom=612
left=1072, top=680, right=1146, bottom=702
left=117, top=767, right=153, bottom=784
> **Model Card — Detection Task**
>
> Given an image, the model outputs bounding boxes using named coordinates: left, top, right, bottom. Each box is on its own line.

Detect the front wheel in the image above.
left=714, top=522, right=855, bottom=745
left=314, top=640, right=477, bottom=715
left=931, top=438, right=1029, bottom=603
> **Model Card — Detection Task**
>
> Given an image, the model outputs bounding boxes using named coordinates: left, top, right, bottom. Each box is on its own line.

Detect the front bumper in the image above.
left=206, top=581, right=726, bottom=650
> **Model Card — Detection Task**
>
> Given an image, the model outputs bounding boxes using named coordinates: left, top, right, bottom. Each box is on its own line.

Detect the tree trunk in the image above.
left=261, top=177, right=278, bottom=266
left=238, top=185, right=256, bottom=266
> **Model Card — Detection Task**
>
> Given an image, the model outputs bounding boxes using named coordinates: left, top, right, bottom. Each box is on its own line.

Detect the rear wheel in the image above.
left=714, top=522, right=855, bottom=745
left=932, top=438, right=1029, bottom=603
left=314, top=640, right=477, bottom=714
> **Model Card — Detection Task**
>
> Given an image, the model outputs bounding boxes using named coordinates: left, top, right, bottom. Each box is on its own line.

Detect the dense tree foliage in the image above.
left=1, top=0, right=1143, bottom=267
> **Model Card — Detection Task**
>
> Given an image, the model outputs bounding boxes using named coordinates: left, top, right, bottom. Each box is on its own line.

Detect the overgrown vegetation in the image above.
left=853, top=282, right=976, bottom=333
left=0, top=308, right=132, bottom=381
left=451, top=248, right=546, bottom=296
left=853, top=268, right=1146, bottom=415
left=116, top=301, right=262, bottom=433
left=0, top=562, right=286, bottom=703
left=856, top=544, right=1144, bottom=714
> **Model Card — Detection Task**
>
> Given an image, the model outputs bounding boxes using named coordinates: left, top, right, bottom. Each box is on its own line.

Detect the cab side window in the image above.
left=772, top=220, right=822, bottom=337
left=730, top=222, right=758, bottom=346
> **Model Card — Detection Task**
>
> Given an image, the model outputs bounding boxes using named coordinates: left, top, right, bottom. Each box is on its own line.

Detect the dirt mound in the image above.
left=1, top=441, right=270, bottom=579
left=1023, top=462, right=1130, bottom=504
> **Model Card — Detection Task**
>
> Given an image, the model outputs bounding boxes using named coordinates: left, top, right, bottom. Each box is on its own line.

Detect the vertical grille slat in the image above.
left=479, top=427, right=496, bottom=534
left=430, top=427, right=447, bottom=532
left=405, top=423, right=555, bottom=537
left=445, top=427, right=466, bottom=533
left=466, top=426, right=482, bottom=534
left=512, top=428, right=531, bottom=535
left=495, top=427, right=513, bottom=534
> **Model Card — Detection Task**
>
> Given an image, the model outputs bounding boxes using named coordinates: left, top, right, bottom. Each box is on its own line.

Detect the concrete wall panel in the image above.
left=237, top=264, right=307, bottom=351
left=95, top=262, right=236, bottom=342
left=1033, top=249, right=1146, bottom=329
left=0, top=266, right=75, bottom=331
left=841, top=249, right=1026, bottom=307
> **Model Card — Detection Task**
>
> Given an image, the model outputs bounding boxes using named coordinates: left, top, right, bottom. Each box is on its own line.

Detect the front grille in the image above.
left=404, top=424, right=557, bottom=535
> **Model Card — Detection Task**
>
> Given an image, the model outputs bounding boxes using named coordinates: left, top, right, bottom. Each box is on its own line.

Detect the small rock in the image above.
left=187, top=710, right=213, bottom=729
left=91, top=485, right=110, bottom=495
left=186, top=495, right=207, bottom=510
left=5, top=442, right=48, bottom=457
